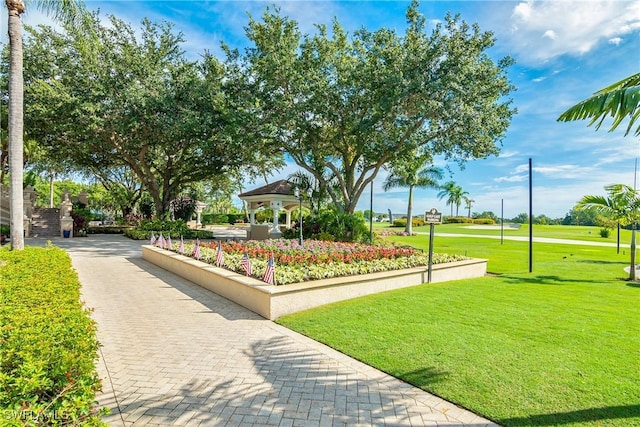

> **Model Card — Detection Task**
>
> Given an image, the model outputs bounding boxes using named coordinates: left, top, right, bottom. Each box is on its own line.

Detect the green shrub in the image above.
left=392, top=219, right=407, bottom=228
left=600, top=228, right=611, bottom=238
left=124, top=219, right=213, bottom=240
left=473, top=218, right=496, bottom=225
left=444, top=216, right=474, bottom=224
left=0, top=246, right=104, bottom=425
left=169, top=196, right=196, bottom=222
left=392, top=218, right=425, bottom=228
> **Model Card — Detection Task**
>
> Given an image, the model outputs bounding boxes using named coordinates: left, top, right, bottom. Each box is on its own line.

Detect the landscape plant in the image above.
left=0, top=245, right=104, bottom=425
left=169, top=238, right=466, bottom=285
left=228, top=0, right=515, bottom=213
left=5, top=0, right=88, bottom=250
left=575, top=183, right=640, bottom=280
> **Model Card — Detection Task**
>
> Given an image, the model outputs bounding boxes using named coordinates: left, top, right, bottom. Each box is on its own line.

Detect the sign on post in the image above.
left=424, top=208, right=441, bottom=283
left=424, top=208, right=442, bottom=224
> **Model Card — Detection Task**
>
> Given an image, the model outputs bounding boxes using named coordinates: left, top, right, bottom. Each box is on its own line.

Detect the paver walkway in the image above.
left=42, top=235, right=497, bottom=426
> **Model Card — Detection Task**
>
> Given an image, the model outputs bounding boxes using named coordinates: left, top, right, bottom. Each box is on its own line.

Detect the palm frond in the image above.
left=557, top=73, right=640, bottom=136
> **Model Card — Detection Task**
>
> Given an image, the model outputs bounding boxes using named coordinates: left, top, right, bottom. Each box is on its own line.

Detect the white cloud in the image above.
left=503, top=0, right=640, bottom=63
left=609, top=37, right=623, bottom=45
left=495, top=174, right=528, bottom=183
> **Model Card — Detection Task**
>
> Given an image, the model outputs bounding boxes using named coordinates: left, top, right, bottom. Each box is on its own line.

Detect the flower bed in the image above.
left=168, top=239, right=467, bottom=285
left=142, top=244, right=487, bottom=319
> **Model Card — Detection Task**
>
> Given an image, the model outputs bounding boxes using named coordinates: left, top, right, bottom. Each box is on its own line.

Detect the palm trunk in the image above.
left=406, top=185, right=413, bottom=235
left=7, top=1, right=25, bottom=250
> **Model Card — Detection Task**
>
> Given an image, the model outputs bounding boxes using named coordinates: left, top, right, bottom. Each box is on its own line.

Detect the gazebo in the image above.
left=238, top=180, right=303, bottom=240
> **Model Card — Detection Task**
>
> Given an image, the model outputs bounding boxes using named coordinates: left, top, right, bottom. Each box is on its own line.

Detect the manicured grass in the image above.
left=277, top=235, right=640, bottom=426
left=411, top=222, right=634, bottom=245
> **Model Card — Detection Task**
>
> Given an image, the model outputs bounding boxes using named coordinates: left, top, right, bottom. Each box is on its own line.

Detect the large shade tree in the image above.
left=20, top=14, right=282, bottom=217
left=227, top=0, right=515, bottom=213
left=5, top=0, right=86, bottom=250
left=383, top=152, right=443, bottom=235
left=575, top=184, right=640, bottom=281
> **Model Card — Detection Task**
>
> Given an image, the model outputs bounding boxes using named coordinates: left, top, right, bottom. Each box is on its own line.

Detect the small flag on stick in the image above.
left=194, top=238, right=201, bottom=260
left=166, top=234, right=172, bottom=250
left=158, top=232, right=165, bottom=249
left=216, top=241, right=225, bottom=267
left=240, top=252, right=252, bottom=276
left=150, top=231, right=156, bottom=245
left=263, top=252, right=276, bottom=285
left=178, top=236, right=185, bottom=254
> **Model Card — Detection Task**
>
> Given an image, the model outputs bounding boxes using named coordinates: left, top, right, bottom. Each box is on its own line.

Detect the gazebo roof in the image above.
left=238, top=179, right=293, bottom=197
left=238, top=179, right=305, bottom=211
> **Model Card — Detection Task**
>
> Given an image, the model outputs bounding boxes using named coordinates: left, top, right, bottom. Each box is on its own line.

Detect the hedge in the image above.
left=123, top=219, right=214, bottom=240
left=0, top=246, right=105, bottom=426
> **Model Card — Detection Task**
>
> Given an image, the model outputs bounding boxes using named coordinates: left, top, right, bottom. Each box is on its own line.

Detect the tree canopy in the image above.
left=227, top=0, right=515, bottom=213
left=19, top=14, right=282, bottom=216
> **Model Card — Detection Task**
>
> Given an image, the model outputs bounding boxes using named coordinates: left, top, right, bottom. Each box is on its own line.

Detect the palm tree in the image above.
left=437, top=181, right=468, bottom=217
left=383, top=159, right=443, bottom=235
left=464, top=197, right=475, bottom=218
left=576, top=183, right=640, bottom=281
left=557, top=72, right=640, bottom=137
left=437, top=181, right=457, bottom=217
left=5, top=0, right=87, bottom=250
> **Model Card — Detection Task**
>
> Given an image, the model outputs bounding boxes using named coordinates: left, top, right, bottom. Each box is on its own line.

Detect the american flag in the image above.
left=263, top=253, right=276, bottom=285
left=216, top=241, right=225, bottom=267
left=158, top=232, right=165, bottom=248
left=166, top=234, right=172, bottom=250
left=178, top=236, right=185, bottom=254
left=240, top=252, right=252, bottom=276
left=194, top=238, right=201, bottom=260
left=150, top=231, right=156, bottom=245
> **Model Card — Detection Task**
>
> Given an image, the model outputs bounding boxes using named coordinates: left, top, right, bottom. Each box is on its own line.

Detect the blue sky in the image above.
left=7, top=0, right=640, bottom=219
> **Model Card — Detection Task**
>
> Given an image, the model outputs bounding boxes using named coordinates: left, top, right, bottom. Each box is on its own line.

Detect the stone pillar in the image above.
left=60, top=193, right=73, bottom=238
left=61, top=216, right=73, bottom=238
left=195, top=201, right=207, bottom=228
left=78, top=190, right=89, bottom=206
left=285, top=209, right=292, bottom=229
left=269, top=200, right=282, bottom=238
left=60, top=193, right=73, bottom=219
left=249, top=209, right=256, bottom=225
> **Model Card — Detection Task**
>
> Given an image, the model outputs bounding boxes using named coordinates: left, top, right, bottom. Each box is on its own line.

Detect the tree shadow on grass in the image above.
left=498, top=274, right=603, bottom=286
left=395, top=367, right=448, bottom=390
left=576, top=259, right=628, bottom=265
left=497, top=404, right=640, bottom=426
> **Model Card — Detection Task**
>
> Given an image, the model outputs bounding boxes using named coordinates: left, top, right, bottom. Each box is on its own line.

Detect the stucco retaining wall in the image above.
left=142, top=245, right=487, bottom=320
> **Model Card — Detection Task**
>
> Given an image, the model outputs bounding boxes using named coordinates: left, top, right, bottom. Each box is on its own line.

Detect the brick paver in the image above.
left=45, top=235, right=498, bottom=426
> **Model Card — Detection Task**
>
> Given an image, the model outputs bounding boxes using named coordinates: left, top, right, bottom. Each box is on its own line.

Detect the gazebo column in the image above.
left=248, top=209, right=256, bottom=225
left=285, top=209, right=292, bottom=228
left=269, top=200, right=282, bottom=238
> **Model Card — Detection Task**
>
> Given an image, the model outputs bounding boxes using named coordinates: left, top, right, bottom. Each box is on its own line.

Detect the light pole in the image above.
left=294, top=188, right=303, bottom=247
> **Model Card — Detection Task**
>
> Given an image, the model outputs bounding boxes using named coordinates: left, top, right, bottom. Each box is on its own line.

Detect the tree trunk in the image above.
left=406, top=185, right=413, bottom=235
left=7, top=2, right=25, bottom=250
left=49, top=170, right=55, bottom=208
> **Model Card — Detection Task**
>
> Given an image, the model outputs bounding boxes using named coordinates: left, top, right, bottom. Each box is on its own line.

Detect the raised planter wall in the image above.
left=142, top=245, right=487, bottom=320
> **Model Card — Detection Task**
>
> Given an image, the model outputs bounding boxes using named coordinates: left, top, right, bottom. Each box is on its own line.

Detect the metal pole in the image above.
left=427, top=223, right=435, bottom=283
left=501, top=198, right=504, bottom=245
left=529, top=158, right=533, bottom=273
left=369, top=180, right=374, bottom=244
left=299, top=196, right=303, bottom=247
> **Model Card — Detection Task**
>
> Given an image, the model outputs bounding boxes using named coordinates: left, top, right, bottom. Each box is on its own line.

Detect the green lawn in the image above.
left=411, top=222, right=634, bottom=245
left=277, top=232, right=640, bottom=426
